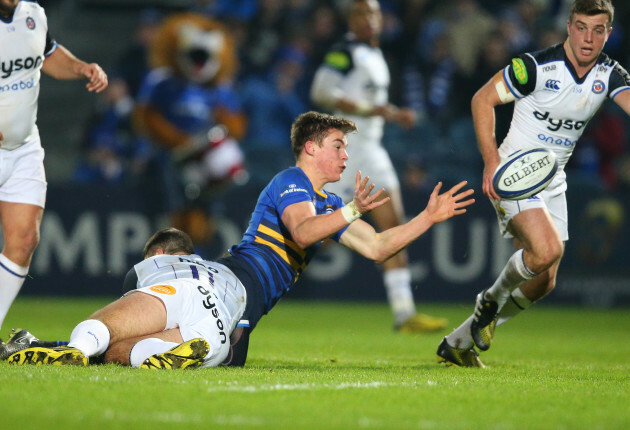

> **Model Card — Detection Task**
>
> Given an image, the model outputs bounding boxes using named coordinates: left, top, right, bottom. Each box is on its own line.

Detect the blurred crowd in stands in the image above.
left=73, top=0, right=630, bottom=195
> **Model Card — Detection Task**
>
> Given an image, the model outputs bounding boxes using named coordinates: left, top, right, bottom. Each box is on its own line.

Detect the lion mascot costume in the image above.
left=134, top=13, right=247, bottom=245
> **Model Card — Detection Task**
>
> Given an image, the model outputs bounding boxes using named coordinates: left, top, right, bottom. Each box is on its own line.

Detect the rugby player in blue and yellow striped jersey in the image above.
left=215, top=111, right=473, bottom=363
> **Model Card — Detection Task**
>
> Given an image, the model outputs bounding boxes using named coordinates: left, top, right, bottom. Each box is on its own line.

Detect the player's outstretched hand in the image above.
left=424, top=181, right=475, bottom=224
left=80, top=63, right=108, bottom=93
left=352, top=170, right=390, bottom=214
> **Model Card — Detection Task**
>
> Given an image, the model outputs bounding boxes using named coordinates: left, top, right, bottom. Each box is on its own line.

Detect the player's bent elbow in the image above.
left=290, top=231, right=316, bottom=250
left=372, top=249, right=397, bottom=265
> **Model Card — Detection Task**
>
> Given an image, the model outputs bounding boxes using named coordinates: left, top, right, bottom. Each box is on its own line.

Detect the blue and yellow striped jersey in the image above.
left=226, top=167, right=347, bottom=320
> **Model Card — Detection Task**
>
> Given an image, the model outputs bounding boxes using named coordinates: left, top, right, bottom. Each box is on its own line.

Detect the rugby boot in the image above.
left=470, top=290, right=499, bottom=351
left=140, top=338, right=209, bottom=370
left=0, top=328, right=39, bottom=360
left=395, top=313, right=448, bottom=333
left=8, top=346, right=87, bottom=366
left=436, top=337, right=485, bottom=368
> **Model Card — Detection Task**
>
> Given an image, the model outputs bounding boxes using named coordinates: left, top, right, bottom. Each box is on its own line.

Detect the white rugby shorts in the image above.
left=325, top=134, right=400, bottom=202
left=491, top=188, right=568, bottom=241
left=0, top=137, right=47, bottom=208
left=133, top=277, right=246, bottom=368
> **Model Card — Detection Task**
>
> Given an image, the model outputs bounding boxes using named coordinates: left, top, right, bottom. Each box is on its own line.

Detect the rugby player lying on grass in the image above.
left=3, top=112, right=474, bottom=369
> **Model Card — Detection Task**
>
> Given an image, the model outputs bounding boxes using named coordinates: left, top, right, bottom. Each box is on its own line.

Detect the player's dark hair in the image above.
left=570, top=0, right=614, bottom=27
left=142, top=228, right=195, bottom=258
left=290, top=111, right=357, bottom=160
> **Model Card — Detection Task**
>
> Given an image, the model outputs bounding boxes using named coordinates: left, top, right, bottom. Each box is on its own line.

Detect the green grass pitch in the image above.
left=1, top=297, right=629, bottom=429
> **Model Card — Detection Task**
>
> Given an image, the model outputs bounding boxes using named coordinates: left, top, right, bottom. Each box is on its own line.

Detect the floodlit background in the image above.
left=14, top=0, right=630, bottom=306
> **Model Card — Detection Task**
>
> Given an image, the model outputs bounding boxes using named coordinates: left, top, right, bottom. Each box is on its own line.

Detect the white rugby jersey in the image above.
left=0, top=0, right=57, bottom=151
left=502, top=43, right=630, bottom=194
left=311, top=35, right=389, bottom=142
left=133, top=254, right=246, bottom=330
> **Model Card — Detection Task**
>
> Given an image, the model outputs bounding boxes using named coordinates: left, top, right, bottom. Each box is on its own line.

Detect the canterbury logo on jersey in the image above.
left=544, top=79, right=560, bottom=91
left=533, top=110, right=585, bottom=131
left=1, top=56, right=43, bottom=79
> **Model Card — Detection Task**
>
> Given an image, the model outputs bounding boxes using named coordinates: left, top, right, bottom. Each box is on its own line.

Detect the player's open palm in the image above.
left=352, top=170, right=390, bottom=214
left=425, top=181, right=475, bottom=224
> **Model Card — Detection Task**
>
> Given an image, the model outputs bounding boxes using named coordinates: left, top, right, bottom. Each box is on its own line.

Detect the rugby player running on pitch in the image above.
left=437, top=0, right=630, bottom=367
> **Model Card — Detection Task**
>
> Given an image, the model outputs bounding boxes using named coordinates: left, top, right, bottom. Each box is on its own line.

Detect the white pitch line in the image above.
left=206, top=380, right=429, bottom=393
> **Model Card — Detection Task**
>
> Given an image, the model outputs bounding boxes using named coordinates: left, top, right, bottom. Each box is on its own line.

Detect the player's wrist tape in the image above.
left=341, top=201, right=362, bottom=224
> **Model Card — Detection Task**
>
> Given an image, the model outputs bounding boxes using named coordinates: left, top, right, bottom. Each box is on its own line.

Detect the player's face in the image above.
left=566, top=13, right=612, bottom=68
left=0, top=0, right=19, bottom=18
left=348, top=0, right=382, bottom=43
left=315, top=129, right=349, bottom=183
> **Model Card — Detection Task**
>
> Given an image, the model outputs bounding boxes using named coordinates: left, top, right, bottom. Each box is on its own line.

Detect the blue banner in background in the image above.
left=16, top=181, right=630, bottom=307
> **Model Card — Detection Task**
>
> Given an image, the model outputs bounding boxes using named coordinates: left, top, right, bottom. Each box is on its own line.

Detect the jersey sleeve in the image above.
left=269, top=169, right=314, bottom=218
left=608, top=63, right=630, bottom=99
left=44, top=32, right=57, bottom=57
left=121, top=267, right=139, bottom=293
left=321, top=46, right=354, bottom=75
left=503, top=54, right=537, bottom=98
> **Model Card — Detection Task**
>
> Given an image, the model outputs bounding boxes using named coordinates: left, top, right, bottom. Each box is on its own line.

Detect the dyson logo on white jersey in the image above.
left=533, top=110, right=585, bottom=131
left=1, top=56, right=43, bottom=79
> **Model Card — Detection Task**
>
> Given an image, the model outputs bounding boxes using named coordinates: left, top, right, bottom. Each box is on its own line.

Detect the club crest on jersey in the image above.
left=592, top=80, right=605, bottom=94
left=26, top=17, right=36, bottom=30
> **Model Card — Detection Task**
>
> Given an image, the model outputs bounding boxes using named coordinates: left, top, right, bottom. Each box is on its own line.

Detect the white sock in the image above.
left=445, top=315, right=474, bottom=350
left=129, top=338, right=178, bottom=367
left=497, top=287, right=533, bottom=326
left=0, top=253, right=29, bottom=330
left=383, top=268, right=416, bottom=325
left=68, top=319, right=111, bottom=357
left=485, top=249, right=536, bottom=309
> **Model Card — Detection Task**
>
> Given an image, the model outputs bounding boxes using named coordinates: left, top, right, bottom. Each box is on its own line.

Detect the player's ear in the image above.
left=154, top=248, right=165, bottom=255
left=304, top=140, right=317, bottom=156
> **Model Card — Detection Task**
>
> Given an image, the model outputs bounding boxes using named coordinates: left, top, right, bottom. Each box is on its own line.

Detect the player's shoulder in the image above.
left=599, top=52, right=630, bottom=97
left=507, top=44, right=564, bottom=95
left=18, top=0, right=46, bottom=16
left=324, top=36, right=370, bottom=73
left=322, top=39, right=355, bottom=73
left=269, top=167, right=313, bottom=194
left=265, top=167, right=314, bottom=206
left=527, top=43, right=565, bottom=66
left=595, top=51, right=629, bottom=78
left=4, top=0, right=45, bottom=21
left=20, top=0, right=44, bottom=9
left=271, top=166, right=308, bottom=186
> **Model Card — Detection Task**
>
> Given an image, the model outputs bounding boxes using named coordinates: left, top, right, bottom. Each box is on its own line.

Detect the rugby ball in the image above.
left=492, top=148, right=558, bottom=200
